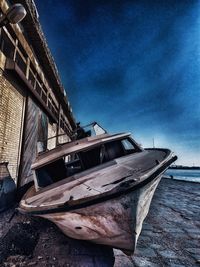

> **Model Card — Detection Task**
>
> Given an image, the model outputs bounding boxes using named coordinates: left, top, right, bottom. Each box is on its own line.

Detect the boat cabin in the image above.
left=32, top=134, right=142, bottom=191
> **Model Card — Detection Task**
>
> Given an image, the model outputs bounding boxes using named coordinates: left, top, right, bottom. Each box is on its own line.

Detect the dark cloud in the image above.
left=90, top=68, right=125, bottom=94
left=35, top=0, right=200, bottom=165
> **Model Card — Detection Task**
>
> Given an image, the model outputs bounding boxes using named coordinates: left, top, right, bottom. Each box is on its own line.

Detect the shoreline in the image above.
left=169, top=166, right=200, bottom=170
left=163, top=175, right=200, bottom=184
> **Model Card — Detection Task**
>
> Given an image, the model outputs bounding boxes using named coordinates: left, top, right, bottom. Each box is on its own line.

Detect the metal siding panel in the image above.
left=19, top=97, right=39, bottom=185
left=20, top=97, right=49, bottom=186
left=38, top=110, right=48, bottom=146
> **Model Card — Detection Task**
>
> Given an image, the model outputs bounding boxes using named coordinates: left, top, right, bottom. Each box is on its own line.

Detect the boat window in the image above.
left=103, top=141, right=124, bottom=161
left=65, top=153, right=83, bottom=176
left=36, top=158, right=67, bottom=187
left=78, top=140, right=126, bottom=168
left=36, top=138, right=141, bottom=188
left=121, top=138, right=136, bottom=153
left=79, top=146, right=101, bottom=169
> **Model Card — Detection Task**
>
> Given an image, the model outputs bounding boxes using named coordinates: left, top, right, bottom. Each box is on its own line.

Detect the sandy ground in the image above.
left=0, top=178, right=199, bottom=267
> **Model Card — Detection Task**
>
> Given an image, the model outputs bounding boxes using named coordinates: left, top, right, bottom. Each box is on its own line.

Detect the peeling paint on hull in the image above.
left=39, top=174, right=162, bottom=253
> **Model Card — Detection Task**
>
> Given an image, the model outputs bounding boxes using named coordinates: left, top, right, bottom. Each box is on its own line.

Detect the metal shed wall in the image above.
left=19, top=96, right=48, bottom=186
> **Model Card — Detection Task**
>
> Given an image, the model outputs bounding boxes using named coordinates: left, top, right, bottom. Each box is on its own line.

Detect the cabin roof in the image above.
left=32, top=133, right=131, bottom=170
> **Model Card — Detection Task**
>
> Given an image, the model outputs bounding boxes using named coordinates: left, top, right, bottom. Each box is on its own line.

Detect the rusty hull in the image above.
left=39, top=174, right=162, bottom=254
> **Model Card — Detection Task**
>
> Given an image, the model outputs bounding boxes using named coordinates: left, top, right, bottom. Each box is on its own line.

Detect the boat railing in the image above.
left=37, top=122, right=107, bottom=154
left=37, top=133, right=71, bottom=154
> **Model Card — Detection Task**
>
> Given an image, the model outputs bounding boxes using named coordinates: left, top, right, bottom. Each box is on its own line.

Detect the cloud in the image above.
left=35, top=0, right=200, bottom=165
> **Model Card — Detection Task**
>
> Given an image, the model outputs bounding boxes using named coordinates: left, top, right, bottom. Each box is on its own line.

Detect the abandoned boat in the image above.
left=19, top=125, right=177, bottom=254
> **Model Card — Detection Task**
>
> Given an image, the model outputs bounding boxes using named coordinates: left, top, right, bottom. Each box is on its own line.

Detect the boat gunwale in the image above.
left=19, top=149, right=177, bottom=215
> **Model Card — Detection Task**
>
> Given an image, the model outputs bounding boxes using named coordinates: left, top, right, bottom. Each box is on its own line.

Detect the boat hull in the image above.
left=39, top=173, right=162, bottom=254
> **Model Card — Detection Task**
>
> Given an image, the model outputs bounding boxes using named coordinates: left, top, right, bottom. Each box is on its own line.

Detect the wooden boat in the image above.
left=19, top=129, right=177, bottom=254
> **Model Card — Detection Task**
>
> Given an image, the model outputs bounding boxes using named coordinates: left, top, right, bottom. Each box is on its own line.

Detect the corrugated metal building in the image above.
left=0, top=0, right=76, bottom=187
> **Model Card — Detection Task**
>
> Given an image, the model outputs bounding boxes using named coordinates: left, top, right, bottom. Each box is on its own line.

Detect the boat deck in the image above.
left=20, top=149, right=173, bottom=213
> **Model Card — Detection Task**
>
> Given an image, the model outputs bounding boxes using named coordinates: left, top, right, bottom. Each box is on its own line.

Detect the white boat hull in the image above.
left=39, top=174, right=162, bottom=254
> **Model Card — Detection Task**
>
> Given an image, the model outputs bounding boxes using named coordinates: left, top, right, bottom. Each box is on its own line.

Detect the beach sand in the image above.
left=114, top=178, right=200, bottom=267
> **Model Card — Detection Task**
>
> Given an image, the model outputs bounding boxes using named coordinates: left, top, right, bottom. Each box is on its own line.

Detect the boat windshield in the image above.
left=35, top=137, right=141, bottom=188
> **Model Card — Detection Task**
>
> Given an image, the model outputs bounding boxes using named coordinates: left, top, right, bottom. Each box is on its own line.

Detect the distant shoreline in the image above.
left=169, top=166, right=200, bottom=170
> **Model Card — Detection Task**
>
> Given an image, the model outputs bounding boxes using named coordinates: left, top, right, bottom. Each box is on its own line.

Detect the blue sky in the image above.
left=35, top=0, right=200, bottom=166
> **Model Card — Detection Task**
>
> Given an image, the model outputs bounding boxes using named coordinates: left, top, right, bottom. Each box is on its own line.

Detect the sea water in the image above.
left=165, top=169, right=200, bottom=183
